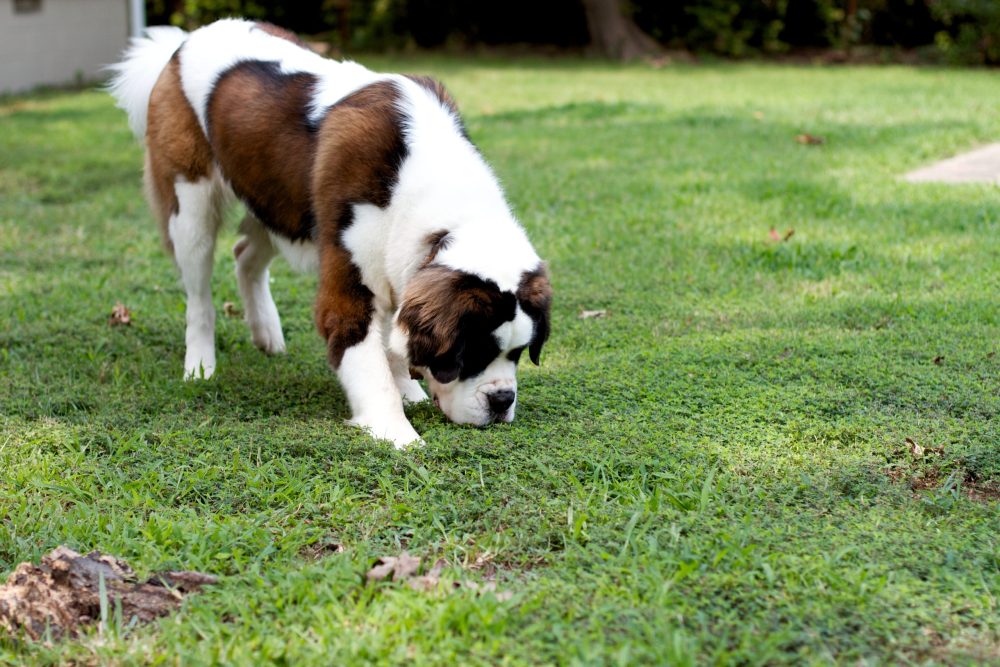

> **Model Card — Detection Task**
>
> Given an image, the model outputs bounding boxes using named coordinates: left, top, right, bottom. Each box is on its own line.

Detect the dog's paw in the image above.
left=183, top=349, right=216, bottom=380
left=397, top=378, right=429, bottom=405
left=183, top=362, right=216, bottom=380
left=348, top=416, right=422, bottom=449
left=250, top=321, right=286, bottom=355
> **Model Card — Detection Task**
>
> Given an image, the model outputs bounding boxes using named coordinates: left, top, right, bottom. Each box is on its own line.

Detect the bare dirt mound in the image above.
left=0, top=546, right=216, bottom=640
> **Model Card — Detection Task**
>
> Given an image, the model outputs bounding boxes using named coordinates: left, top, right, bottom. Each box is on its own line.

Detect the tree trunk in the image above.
left=580, top=0, right=663, bottom=60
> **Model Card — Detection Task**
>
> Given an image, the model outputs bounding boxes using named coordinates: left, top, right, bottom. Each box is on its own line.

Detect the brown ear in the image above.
left=397, top=266, right=502, bottom=374
left=517, top=265, right=552, bottom=365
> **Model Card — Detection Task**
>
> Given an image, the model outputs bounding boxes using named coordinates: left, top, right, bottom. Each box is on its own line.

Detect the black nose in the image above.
left=487, top=389, right=515, bottom=415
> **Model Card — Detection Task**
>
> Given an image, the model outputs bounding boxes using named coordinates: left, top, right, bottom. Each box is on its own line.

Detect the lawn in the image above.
left=1, top=59, right=999, bottom=664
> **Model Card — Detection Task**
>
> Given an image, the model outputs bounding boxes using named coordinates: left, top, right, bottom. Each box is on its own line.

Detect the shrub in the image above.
left=930, top=0, right=1000, bottom=64
left=144, top=0, right=1000, bottom=64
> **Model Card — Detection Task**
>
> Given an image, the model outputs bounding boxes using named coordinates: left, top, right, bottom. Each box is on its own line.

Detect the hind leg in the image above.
left=233, top=213, right=285, bottom=354
left=169, top=177, right=223, bottom=380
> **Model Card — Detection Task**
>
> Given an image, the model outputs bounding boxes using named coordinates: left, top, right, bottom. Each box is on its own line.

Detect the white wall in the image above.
left=0, top=0, right=129, bottom=94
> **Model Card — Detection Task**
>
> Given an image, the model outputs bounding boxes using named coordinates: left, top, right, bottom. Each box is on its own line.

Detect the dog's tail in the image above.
left=106, top=26, right=188, bottom=140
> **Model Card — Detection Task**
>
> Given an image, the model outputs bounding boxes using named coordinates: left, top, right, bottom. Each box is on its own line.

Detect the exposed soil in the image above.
left=0, top=546, right=216, bottom=641
left=298, top=538, right=344, bottom=561
left=885, top=466, right=1000, bottom=503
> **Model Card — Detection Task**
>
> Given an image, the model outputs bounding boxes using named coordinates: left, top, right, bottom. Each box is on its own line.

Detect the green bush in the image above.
left=930, top=0, right=1000, bottom=64
left=144, top=0, right=1000, bottom=65
left=683, top=0, right=789, bottom=56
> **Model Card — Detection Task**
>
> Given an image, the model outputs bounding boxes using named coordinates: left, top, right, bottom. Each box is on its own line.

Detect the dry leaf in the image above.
left=366, top=552, right=513, bottom=600
left=223, top=301, right=242, bottom=318
left=407, top=558, right=447, bottom=592
left=455, top=578, right=513, bottom=600
left=795, top=133, right=825, bottom=145
left=108, top=302, right=131, bottom=326
left=579, top=309, right=608, bottom=319
left=906, top=437, right=925, bottom=458
left=367, top=551, right=513, bottom=601
left=470, top=553, right=498, bottom=581
left=768, top=228, right=795, bottom=243
left=753, top=111, right=765, bottom=120
left=367, top=551, right=421, bottom=583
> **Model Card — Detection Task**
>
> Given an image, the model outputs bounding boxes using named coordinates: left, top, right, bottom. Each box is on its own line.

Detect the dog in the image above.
left=108, top=19, right=551, bottom=448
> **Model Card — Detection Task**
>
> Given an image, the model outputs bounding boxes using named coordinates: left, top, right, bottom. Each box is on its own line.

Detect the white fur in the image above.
left=268, top=234, right=319, bottom=274
left=234, top=216, right=285, bottom=355
left=385, top=79, right=540, bottom=293
left=339, top=310, right=421, bottom=448
left=421, top=307, right=534, bottom=425
left=109, top=19, right=545, bottom=447
left=426, top=355, right=518, bottom=426
left=170, top=175, right=224, bottom=379
left=342, top=203, right=393, bottom=305
left=106, top=26, right=188, bottom=139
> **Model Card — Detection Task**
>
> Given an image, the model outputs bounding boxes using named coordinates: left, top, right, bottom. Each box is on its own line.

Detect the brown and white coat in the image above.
left=109, top=19, right=551, bottom=447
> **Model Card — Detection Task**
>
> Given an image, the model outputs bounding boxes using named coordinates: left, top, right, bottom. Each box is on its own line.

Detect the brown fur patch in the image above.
left=396, top=267, right=516, bottom=382
left=311, top=80, right=408, bottom=366
left=422, top=230, right=451, bottom=267
left=207, top=61, right=318, bottom=240
left=312, top=80, right=407, bottom=217
left=315, top=244, right=375, bottom=367
left=399, top=266, right=493, bottom=359
left=144, top=54, right=213, bottom=254
left=517, top=265, right=553, bottom=365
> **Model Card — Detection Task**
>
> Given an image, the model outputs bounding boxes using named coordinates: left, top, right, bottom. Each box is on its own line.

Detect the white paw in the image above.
left=348, top=416, right=422, bottom=449
left=249, top=320, right=286, bottom=355
left=184, top=321, right=215, bottom=380
left=183, top=359, right=216, bottom=380
left=397, top=378, right=429, bottom=404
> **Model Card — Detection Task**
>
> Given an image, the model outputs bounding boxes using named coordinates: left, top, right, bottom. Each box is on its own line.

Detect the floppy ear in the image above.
left=517, top=265, right=552, bottom=366
left=397, top=265, right=499, bottom=373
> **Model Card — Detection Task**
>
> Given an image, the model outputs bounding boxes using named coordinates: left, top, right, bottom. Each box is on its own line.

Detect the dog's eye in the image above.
left=431, top=364, right=460, bottom=384
left=506, top=346, right=526, bottom=364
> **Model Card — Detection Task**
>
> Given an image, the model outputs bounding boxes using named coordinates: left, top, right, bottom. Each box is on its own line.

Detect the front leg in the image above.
left=339, top=320, right=422, bottom=447
left=387, top=321, right=429, bottom=405
left=316, top=244, right=420, bottom=449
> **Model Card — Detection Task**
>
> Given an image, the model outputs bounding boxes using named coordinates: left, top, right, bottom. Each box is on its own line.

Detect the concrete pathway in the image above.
left=904, top=143, right=1000, bottom=184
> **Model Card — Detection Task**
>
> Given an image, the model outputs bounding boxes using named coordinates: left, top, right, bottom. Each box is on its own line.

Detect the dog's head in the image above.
left=393, top=262, right=551, bottom=426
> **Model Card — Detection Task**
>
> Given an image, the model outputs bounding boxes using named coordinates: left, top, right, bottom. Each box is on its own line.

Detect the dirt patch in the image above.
left=0, top=546, right=216, bottom=641
left=885, top=465, right=999, bottom=504
left=964, top=481, right=1000, bottom=503
left=299, top=538, right=344, bottom=561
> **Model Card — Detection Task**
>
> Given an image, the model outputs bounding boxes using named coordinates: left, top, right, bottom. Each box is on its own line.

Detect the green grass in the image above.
left=2, top=59, right=999, bottom=665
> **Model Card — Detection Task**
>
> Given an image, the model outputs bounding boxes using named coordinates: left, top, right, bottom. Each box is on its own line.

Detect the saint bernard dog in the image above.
left=108, top=19, right=551, bottom=448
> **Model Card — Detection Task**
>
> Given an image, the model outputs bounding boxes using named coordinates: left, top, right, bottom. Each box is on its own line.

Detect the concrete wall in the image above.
left=0, top=0, right=129, bottom=94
